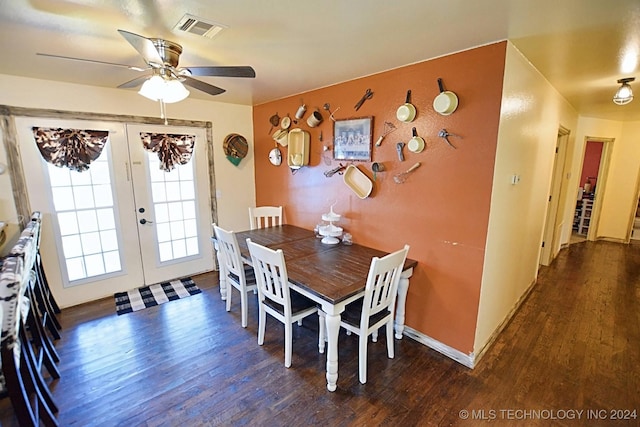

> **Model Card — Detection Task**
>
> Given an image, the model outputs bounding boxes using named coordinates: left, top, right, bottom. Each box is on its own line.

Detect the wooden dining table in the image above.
left=212, top=224, right=417, bottom=391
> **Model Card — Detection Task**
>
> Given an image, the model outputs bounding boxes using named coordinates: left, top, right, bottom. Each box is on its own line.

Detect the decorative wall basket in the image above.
left=223, top=133, right=249, bottom=166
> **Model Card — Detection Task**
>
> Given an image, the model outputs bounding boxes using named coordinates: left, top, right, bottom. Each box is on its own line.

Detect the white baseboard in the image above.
left=402, top=277, right=539, bottom=369
left=402, top=326, right=475, bottom=368
left=596, top=236, right=627, bottom=244
left=472, top=277, right=537, bottom=364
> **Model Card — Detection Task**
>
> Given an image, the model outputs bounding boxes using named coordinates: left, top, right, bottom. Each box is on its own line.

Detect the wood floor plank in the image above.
left=1, top=240, right=639, bottom=426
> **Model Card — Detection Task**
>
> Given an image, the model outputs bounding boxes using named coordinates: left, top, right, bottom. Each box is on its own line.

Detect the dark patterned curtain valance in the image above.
left=32, top=127, right=108, bottom=172
left=140, top=132, right=195, bottom=172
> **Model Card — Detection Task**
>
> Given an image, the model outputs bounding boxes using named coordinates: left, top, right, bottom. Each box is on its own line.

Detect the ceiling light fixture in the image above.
left=138, top=75, right=190, bottom=104
left=613, top=77, right=635, bottom=105
left=138, top=73, right=190, bottom=124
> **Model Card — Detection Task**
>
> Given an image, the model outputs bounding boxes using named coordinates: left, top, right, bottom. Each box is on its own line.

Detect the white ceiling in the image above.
left=1, top=0, right=639, bottom=121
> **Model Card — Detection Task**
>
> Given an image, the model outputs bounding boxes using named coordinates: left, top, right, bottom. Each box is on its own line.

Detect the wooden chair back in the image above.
left=361, top=244, right=410, bottom=328
left=246, top=238, right=291, bottom=313
left=248, top=206, right=283, bottom=230
left=213, top=224, right=245, bottom=279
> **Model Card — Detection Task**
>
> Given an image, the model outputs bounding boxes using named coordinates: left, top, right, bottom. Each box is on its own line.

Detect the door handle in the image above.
left=139, top=218, right=154, bottom=225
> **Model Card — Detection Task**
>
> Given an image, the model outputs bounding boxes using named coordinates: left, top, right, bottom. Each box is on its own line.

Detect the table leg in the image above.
left=325, top=312, right=340, bottom=392
left=213, top=240, right=227, bottom=301
left=395, top=267, right=413, bottom=339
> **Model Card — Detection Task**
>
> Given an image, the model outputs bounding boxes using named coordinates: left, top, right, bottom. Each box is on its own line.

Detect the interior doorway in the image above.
left=540, top=127, right=570, bottom=266
left=571, top=137, right=612, bottom=244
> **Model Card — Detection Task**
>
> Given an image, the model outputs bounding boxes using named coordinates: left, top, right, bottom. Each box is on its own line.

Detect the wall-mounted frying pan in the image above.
left=408, top=127, right=425, bottom=153
left=433, top=78, right=458, bottom=115
left=397, top=90, right=416, bottom=122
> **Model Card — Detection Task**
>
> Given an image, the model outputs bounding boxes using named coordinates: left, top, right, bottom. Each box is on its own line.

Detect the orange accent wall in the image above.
left=252, top=42, right=506, bottom=353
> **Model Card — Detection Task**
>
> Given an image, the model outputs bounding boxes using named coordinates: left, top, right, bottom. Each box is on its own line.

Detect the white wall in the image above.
left=570, top=117, right=640, bottom=241
left=473, top=43, right=579, bottom=355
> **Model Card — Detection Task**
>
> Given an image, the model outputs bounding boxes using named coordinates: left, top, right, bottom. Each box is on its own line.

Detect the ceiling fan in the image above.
left=38, top=29, right=256, bottom=99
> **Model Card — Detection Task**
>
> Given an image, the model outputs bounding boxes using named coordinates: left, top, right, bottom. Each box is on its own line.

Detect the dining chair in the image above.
left=213, top=224, right=258, bottom=328
left=336, top=244, right=410, bottom=384
left=246, top=238, right=318, bottom=368
left=1, top=254, right=59, bottom=426
left=15, top=220, right=61, bottom=340
left=248, top=206, right=283, bottom=230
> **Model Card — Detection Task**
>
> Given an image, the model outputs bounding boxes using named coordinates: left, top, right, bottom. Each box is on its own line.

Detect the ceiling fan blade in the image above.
left=181, top=76, right=226, bottom=96
left=118, top=75, right=152, bottom=89
left=36, top=53, right=147, bottom=71
left=185, top=66, right=256, bottom=78
left=118, top=29, right=164, bottom=66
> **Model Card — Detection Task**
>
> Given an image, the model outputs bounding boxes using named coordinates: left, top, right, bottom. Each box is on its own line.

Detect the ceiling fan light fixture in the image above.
left=162, top=79, right=190, bottom=103
left=613, top=77, right=635, bottom=105
left=138, top=75, right=190, bottom=103
left=138, top=75, right=164, bottom=101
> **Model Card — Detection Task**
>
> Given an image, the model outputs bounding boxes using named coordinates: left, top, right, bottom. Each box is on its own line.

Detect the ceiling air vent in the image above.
left=174, top=14, right=227, bottom=39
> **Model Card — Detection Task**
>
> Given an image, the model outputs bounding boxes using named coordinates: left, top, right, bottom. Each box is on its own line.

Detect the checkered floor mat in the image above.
left=114, top=277, right=201, bottom=315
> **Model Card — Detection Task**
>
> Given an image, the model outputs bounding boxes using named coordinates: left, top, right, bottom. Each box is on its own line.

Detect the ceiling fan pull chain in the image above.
left=159, top=99, right=168, bottom=125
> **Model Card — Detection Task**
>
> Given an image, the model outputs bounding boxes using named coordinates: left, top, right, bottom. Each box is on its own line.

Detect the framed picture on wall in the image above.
left=333, top=117, right=373, bottom=161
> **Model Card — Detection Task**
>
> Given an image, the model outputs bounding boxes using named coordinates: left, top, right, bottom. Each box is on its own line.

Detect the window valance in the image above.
left=32, top=127, right=108, bottom=172
left=140, top=132, right=195, bottom=172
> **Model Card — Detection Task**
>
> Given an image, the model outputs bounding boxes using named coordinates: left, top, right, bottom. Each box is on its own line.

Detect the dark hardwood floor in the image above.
left=1, top=241, right=639, bottom=426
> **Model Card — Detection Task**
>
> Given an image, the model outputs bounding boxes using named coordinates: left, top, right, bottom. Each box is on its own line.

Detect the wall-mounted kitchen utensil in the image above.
left=295, top=104, right=307, bottom=121
left=371, top=162, right=385, bottom=181
left=433, top=78, right=459, bottom=115
left=396, top=90, right=417, bottom=122
left=375, top=121, right=397, bottom=146
left=269, top=146, right=282, bottom=166
left=354, top=88, right=373, bottom=111
left=307, top=110, right=323, bottom=127
left=396, top=142, right=405, bottom=161
left=343, top=165, right=373, bottom=199
left=437, top=128, right=460, bottom=149
left=324, top=163, right=346, bottom=177
left=287, top=128, right=310, bottom=169
left=280, top=115, right=291, bottom=129
left=393, top=162, right=421, bottom=184
left=268, top=112, right=280, bottom=134
left=272, top=128, right=289, bottom=146
left=323, top=103, right=341, bottom=121
left=408, top=127, right=425, bottom=153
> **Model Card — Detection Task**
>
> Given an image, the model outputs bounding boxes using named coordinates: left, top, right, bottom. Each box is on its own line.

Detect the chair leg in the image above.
left=240, top=289, right=248, bottom=328
left=386, top=320, right=395, bottom=359
left=358, top=334, right=369, bottom=384
left=257, top=305, right=266, bottom=345
left=318, top=311, right=326, bottom=354
left=284, top=322, right=293, bottom=368
left=19, top=326, right=59, bottom=413
left=34, top=266, right=62, bottom=334
left=37, top=252, right=61, bottom=315
left=225, top=283, right=232, bottom=312
left=372, top=329, right=378, bottom=342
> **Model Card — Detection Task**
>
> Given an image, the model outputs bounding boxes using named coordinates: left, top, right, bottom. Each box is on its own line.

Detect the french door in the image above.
left=15, top=118, right=213, bottom=302
left=125, top=124, right=213, bottom=285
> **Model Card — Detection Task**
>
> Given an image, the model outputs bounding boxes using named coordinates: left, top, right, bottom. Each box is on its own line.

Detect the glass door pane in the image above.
left=46, top=150, right=122, bottom=282
left=148, top=152, right=199, bottom=262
